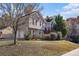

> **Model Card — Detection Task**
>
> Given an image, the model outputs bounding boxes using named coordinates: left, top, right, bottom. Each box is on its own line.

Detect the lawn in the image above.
left=0, top=40, right=79, bottom=56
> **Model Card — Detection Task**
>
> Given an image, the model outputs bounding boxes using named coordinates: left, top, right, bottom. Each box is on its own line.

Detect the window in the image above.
left=34, top=20, right=36, bottom=25
left=32, top=16, right=36, bottom=25
left=40, top=21, right=42, bottom=26
left=29, top=18, right=32, bottom=24
left=36, top=20, right=38, bottom=25
left=32, top=17, right=34, bottom=25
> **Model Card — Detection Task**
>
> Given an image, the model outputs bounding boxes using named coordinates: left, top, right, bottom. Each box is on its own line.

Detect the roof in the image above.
left=0, top=26, right=11, bottom=30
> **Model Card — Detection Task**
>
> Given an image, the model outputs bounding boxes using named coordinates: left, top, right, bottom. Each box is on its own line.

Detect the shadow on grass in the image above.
left=0, top=43, right=15, bottom=47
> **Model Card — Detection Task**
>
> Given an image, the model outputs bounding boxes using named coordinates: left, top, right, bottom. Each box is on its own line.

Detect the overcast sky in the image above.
left=41, top=3, right=79, bottom=19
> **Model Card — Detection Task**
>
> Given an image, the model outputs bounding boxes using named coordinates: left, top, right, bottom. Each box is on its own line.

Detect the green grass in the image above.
left=0, top=40, right=79, bottom=56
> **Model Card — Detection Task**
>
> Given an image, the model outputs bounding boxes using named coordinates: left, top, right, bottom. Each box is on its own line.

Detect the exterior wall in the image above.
left=29, top=17, right=43, bottom=29
left=29, top=12, right=44, bottom=30
left=16, top=26, right=29, bottom=39
left=28, top=12, right=44, bottom=39
left=16, top=30, right=24, bottom=39
left=16, top=16, right=29, bottom=39
left=29, top=29, right=43, bottom=39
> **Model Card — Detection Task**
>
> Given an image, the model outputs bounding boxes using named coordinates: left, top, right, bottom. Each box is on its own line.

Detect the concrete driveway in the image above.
left=62, top=48, right=79, bottom=56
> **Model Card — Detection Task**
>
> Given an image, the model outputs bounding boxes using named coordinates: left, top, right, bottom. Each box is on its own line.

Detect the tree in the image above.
left=54, top=14, right=67, bottom=37
left=0, top=3, right=41, bottom=44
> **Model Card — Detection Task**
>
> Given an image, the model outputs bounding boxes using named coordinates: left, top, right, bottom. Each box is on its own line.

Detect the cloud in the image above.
left=56, top=3, right=79, bottom=19
left=64, top=4, right=79, bottom=10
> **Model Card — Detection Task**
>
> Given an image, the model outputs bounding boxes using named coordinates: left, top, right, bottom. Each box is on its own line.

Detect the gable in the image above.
left=30, top=11, right=44, bottom=22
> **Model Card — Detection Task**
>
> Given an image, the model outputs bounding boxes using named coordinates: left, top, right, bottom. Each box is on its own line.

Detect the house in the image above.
left=0, top=26, right=13, bottom=39
left=66, top=17, right=79, bottom=36
left=2, top=26, right=13, bottom=34
left=16, top=11, right=45, bottom=39
left=44, top=16, right=56, bottom=34
left=43, top=16, right=57, bottom=39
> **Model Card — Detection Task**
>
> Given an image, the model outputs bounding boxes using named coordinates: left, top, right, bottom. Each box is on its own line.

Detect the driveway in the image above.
left=62, top=48, right=79, bottom=56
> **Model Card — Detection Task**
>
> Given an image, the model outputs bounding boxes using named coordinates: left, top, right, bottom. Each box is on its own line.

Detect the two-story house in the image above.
left=16, top=11, right=45, bottom=39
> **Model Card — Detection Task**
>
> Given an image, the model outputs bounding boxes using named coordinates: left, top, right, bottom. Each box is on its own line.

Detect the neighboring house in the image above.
left=65, top=19, right=72, bottom=36
left=16, top=11, right=45, bottom=39
left=44, top=16, right=57, bottom=39
left=2, top=26, right=13, bottom=34
left=66, top=17, right=79, bottom=36
left=44, top=21, right=52, bottom=33
left=0, top=26, right=13, bottom=39
left=44, top=16, right=56, bottom=34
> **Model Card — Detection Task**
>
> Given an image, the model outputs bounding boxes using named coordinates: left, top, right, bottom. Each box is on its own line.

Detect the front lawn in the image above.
left=0, top=40, right=79, bottom=56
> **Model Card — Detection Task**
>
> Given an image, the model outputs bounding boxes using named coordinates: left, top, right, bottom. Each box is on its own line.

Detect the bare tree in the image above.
left=0, top=3, right=41, bottom=44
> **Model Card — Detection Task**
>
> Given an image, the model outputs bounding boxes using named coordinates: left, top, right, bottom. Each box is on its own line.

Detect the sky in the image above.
left=40, top=3, right=79, bottom=19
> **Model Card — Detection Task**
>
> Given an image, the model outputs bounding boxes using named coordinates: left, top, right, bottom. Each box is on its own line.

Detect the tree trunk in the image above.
left=14, top=30, right=17, bottom=45
left=13, top=22, right=18, bottom=45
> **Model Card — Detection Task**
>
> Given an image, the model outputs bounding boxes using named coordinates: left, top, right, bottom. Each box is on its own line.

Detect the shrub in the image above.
left=44, top=36, right=51, bottom=40
left=61, top=28, right=67, bottom=37
left=24, top=32, right=31, bottom=40
left=44, top=34, right=51, bottom=40
left=50, top=32, right=58, bottom=40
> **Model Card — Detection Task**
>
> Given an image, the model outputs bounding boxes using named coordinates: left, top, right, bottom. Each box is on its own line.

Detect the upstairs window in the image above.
left=29, top=18, right=32, bottom=24
left=32, top=17, right=34, bottom=25
left=40, top=21, right=42, bottom=26
left=36, top=20, right=38, bottom=25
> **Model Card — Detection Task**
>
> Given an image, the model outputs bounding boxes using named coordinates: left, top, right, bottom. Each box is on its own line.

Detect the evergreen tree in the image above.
left=55, top=14, right=67, bottom=37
